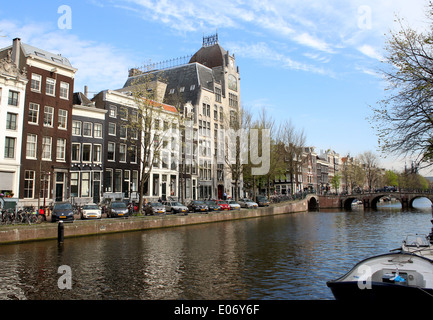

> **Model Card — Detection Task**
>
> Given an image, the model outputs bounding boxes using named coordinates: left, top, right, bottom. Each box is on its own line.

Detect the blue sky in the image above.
left=0, top=0, right=430, bottom=172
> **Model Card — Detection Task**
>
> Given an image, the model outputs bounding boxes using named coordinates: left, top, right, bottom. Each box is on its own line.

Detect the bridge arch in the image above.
left=409, top=195, right=433, bottom=208
left=370, top=194, right=398, bottom=209
left=342, top=197, right=362, bottom=210
left=307, top=195, right=319, bottom=211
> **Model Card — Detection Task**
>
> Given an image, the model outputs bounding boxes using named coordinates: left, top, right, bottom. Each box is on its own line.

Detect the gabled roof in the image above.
left=123, top=62, right=215, bottom=107
left=20, top=43, right=73, bottom=68
left=73, top=92, right=93, bottom=106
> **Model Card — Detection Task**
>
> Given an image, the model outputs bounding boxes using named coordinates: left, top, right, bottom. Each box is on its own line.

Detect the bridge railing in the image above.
left=269, top=191, right=315, bottom=203
left=333, top=188, right=433, bottom=197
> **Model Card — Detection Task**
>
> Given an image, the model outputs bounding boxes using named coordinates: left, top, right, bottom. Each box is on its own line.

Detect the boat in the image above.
left=326, top=252, right=433, bottom=300
left=327, top=214, right=433, bottom=300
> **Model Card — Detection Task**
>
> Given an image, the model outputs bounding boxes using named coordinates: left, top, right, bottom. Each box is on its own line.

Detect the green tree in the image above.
left=383, top=170, right=399, bottom=187
left=330, top=173, right=341, bottom=194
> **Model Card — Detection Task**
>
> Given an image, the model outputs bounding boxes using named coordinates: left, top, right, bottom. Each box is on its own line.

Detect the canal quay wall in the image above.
left=0, top=198, right=308, bottom=245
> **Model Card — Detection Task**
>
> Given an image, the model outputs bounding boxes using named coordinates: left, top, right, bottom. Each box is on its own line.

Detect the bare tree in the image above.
left=224, top=106, right=252, bottom=201
left=278, top=119, right=306, bottom=194
left=358, top=151, right=380, bottom=191
left=125, top=68, right=176, bottom=213
left=371, top=3, right=433, bottom=168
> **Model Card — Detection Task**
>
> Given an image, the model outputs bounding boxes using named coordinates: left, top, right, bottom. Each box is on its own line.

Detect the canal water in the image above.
left=0, top=199, right=432, bottom=300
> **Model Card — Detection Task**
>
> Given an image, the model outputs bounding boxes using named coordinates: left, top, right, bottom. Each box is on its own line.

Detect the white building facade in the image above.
left=0, top=50, right=28, bottom=199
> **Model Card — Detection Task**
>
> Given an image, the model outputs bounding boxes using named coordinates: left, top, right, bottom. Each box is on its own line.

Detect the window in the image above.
left=215, top=87, right=222, bottom=103
left=214, top=105, right=218, bottom=120
left=105, top=169, right=113, bottom=192
left=4, top=137, right=15, bottom=159
left=70, top=172, right=79, bottom=197
left=120, top=107, right=128, bottom=120
left=109, top=105, right=117, bottom=118
left=42, top=136, right=52, bottom=160
left=130, top=128, right=137, bottom=140
left=71, top=143, right=80, bottom=162
left=28, top=103, right=39, bottom=124
left=24, top=170, right=35, bottom=199
left=8, top=91, right=19, bottom=106
left=60, top=81, right=69, bottom=99
left=132, top=171, right=138, bottom=192
left=107, top=142, right=115, bottom=161
left=56, top=138, right=66, bottom=161
left=108, top=123, right=116, bottom=136
left=119, top=144, right=127, bottom=162
left=44, top=106, right=54, bottom=127
left=229, top=93, right=238, bottom=108
left=114, top=170, right=122, bottom=192
left=40, top=173, right=50, bottom=199
left=130, top=145, right=137, bottom=163
left=132, top=110, right=139, bottom=122
left=119, top=125, right=127, bottom=139
left=31, top=74, right=41, bottom=92
left=6, top=113, right=17, bottom=130
left=82, top=144, right=91, bottom=162
left=94, top=123, right=102, bottom=138
left=83, top=122, right=92, bottom=137
left=58, top=109, right=67, bottom=129
left=72, top=120, right=81, bottom=136
left=81, top=172, right=90, bottom=197
left=93, top=144, right=102, bottom=163
left=26, top=134, right=37, bottom=159
left=46, top=78, right=55, bottom=96
left=190, top=84, right=195, bottom=91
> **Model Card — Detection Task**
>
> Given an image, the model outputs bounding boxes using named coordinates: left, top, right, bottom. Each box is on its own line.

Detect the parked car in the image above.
left=205, top=200, right=221, bottom=212
left=227, top=200, right=241, bottom=210
left=52, top=202, right=75, bottom=223
left=256, top=196, right=270, bottom=207
left=80, top=203, right=102, bottom=220
left=238, top=198, right=258, bottom=209
left=107, top=201, right=129, bottom=218
left=145, top=202, right=166, bottom=215
left=215, top=200, right=230, bottom=211
left=187, top=200, right=208, bottom=213
left=163, top=201, right=188, bottom=214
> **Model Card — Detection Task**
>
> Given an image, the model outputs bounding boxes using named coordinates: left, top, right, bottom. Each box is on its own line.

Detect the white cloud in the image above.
left=357, top=44, right=384, bottom=61
left=227, top=41, right=330, bottom=76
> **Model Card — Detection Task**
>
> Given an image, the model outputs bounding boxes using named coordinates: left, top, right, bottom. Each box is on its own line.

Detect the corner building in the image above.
left=0, top=39, right=77, bottom=207
left=124, top=35, right=243, bottom=200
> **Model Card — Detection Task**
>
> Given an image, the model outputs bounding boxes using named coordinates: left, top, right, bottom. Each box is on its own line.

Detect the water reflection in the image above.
left=0, top=199, right=432, bottom=300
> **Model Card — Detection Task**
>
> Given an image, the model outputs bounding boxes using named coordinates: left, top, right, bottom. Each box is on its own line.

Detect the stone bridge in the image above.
left=306, top=191, right=433, bottom=210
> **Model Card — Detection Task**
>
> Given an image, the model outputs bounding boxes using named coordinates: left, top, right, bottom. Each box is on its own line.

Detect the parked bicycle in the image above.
left=0, top=206, right=43, bottom=225
left=1, top=208, right=16, bottom=225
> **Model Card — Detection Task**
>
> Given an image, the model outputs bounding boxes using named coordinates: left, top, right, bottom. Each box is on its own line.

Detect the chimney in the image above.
left=84, top=85, right=88, bottom=97
left=11, top=38, right=21, bottom=67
